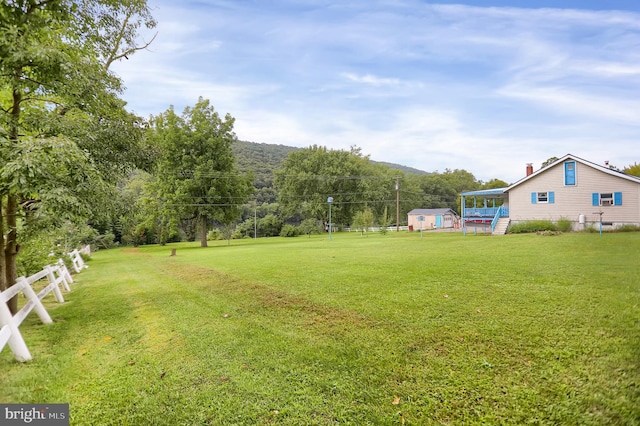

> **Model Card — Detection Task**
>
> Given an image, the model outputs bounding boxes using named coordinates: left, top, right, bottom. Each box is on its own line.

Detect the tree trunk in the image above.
left=5, top=72, right=22, bottom=314
left=0, top=199, right=6, bottom=294
left=4, top=195, right=18, bottom=314
left=200, top=215, right=208, bottom=248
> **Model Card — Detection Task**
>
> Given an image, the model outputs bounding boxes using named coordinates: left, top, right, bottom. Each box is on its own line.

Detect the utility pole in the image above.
left=395, top=177, right=400, bottom=232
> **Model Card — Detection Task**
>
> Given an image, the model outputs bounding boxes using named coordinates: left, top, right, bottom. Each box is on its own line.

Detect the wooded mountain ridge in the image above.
left=232, top=140, right=430, bottom=186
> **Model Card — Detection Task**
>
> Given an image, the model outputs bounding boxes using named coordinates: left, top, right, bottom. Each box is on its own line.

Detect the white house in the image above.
left=460, top=154, right=640, bottom=234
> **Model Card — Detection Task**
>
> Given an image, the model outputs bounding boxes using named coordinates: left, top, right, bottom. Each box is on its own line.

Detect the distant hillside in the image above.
left=232, top=140, right=429, bottom=182
left=374, top=161, right=430, bottom=175
left=232, top=141, right=297, bottom=188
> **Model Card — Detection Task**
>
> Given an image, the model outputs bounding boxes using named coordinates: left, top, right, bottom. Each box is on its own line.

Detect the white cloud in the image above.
left=115, top=0, right=640, bottom=182
left=341, top=73, right=402, bottom=87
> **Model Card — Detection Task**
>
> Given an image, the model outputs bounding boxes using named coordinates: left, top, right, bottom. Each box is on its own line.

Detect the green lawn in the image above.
left=1, top=232, right=639, bottom=425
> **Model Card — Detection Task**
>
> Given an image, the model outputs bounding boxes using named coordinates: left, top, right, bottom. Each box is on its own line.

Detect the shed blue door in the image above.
left=436, top=216, right=442, bottom=228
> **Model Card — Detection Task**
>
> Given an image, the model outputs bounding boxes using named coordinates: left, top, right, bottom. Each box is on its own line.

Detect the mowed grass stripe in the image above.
left=1, top=232, right=638, bottom=425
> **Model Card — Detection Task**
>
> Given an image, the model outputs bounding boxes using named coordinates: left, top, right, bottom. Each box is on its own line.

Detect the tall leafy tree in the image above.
left=274, top=145, right=394, bottom=226
left=0, top=0, right=156, bottom=312
left=150, top=98, right=254, bottom=247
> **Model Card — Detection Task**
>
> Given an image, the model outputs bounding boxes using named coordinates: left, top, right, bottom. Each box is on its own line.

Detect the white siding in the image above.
left=509, top=161, right=640, bottom=224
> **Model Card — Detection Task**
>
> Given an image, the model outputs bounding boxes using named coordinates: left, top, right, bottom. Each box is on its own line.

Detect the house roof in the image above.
left=408, top=208, right=459, bottom=216
left=507, top=154, right=640, bottom=190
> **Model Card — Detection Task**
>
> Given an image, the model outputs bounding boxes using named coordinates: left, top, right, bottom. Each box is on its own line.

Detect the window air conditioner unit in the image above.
left=601, top=199, right=613, bottom=206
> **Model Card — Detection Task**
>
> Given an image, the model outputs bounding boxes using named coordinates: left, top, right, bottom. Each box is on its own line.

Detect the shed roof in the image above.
left=408, top=208, right=459, bottom=216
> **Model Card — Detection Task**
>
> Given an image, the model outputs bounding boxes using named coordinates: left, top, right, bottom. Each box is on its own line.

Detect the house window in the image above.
left=537, top=192, right=548, bottom=203
left=564, top=161, right=576, bottom=186
left=531, top=191, right=555, bottom=204
left=592, top=192, right=622, bottom=206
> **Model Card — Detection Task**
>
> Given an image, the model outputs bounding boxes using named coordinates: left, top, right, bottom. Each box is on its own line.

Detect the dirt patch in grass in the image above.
left=157, top=260, right=374, bottom=335
left=132, top=299, right=186, bottom=356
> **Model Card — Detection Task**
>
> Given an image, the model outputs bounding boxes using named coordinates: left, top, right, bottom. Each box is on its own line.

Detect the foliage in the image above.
left=117, top=173, right=164, bottom=246
left=234, top=218, right=256, bottom=239
left=279, top=224, right=298, bottom=237
left=541, top=157, right=559, bottom=168
left=258, top=214, right=283, bottom=237
left=3, top=233, right=638, bottom=425
left=149, top=98, right=254, bottom=247
left=217, top=223, right=236, bottom=245
left=556, top=217, right=573, bottom=232
left=378, top=206, right=392, bottom=235
left=482, top=178, right=509, bottom=189
left=274, top=145, right=397, bottom=227
left=16, top=221, right=98, bottom=276
left=298, top=218, right=323, bottom=238
left=206, top=229, right=220, bottom=241
left=412, top=173, right=459, bottom=211
left=232, top=141, right=298, bottom=203
left=508, top=220, right=557, bottom=233
left=614, top=224, right=640, bottom=232
left=623, top=162, right=640, bottom=177
left=0, top=0, right=156, bottom=311
left=352, top=208, right=374, bottom=235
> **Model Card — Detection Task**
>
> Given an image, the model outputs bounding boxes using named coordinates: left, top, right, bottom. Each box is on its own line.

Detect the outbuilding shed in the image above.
left=407, top=208, right=460, bottom=230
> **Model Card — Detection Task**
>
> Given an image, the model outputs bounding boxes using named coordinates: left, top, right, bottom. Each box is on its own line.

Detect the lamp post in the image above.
left=327, top=197, right=333, bottom=240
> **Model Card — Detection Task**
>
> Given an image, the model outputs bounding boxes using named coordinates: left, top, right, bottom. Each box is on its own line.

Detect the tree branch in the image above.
left=103, top=10, right=158, bottom=71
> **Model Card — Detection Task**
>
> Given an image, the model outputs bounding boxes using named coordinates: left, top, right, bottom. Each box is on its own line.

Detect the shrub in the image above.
left=280, top=224, right=298, bottom=237
left=508, top=220, right=557, bottom=234
left=556, top=218, right=573, bottom=232
left=207, top=229, right=220, bottom=241
left=615, top=224, right=640, bottom=232
left=298, top=219, right=323, bottom=237
left=259, top=214, right=283, bottom=237
left=92, top=233, right=116, bottom=250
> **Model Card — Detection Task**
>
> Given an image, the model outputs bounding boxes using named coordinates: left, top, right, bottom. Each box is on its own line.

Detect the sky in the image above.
left=110, top=0, right=640, bottom=184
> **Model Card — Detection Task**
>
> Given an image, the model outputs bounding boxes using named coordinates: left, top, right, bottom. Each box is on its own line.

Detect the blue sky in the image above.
left=111, top=0, right=640, bottom=183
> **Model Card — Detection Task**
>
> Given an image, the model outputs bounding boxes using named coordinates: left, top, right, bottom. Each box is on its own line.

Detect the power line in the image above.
left=175, top=171, right=401, bottom=180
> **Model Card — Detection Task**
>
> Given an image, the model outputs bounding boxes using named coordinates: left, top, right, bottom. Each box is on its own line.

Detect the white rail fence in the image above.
left=68, top=247, right=89, bottom=273
left=1, top=248, right=88, bottom=362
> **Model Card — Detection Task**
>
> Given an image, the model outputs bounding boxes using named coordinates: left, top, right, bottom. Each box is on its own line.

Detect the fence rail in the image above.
left=68, top=248, right=89, bottom=273
left=1, top=248, right=87, bottom=362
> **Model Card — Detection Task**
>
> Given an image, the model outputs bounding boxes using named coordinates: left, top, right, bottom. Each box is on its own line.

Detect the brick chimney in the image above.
left=526, top=163, right=533, bottom=176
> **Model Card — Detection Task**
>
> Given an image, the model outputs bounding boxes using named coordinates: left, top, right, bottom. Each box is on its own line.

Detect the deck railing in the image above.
left=491, top=206, right=504, bottom=233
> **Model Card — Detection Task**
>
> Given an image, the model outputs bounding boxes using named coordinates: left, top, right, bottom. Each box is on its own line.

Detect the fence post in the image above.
left=0, top=296, right=32, bottom=362
left=45, top=266, right=65, bottom=303
left=18, top=277, right=53, bottom=325
left=58, top=259, right=73, bottom=286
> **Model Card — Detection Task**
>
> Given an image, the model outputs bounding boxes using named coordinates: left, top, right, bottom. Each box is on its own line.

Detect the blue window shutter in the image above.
left=592, top=193, right=599, bottom=206
left=614, top=192, right=622, bottom=205
left=531, top=192, right=537, bottom=204
left=549, top=192, right=555, bottom=204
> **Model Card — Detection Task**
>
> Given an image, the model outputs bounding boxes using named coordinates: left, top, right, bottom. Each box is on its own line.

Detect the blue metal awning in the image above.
left=460, top=188, right=507, bottom=197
